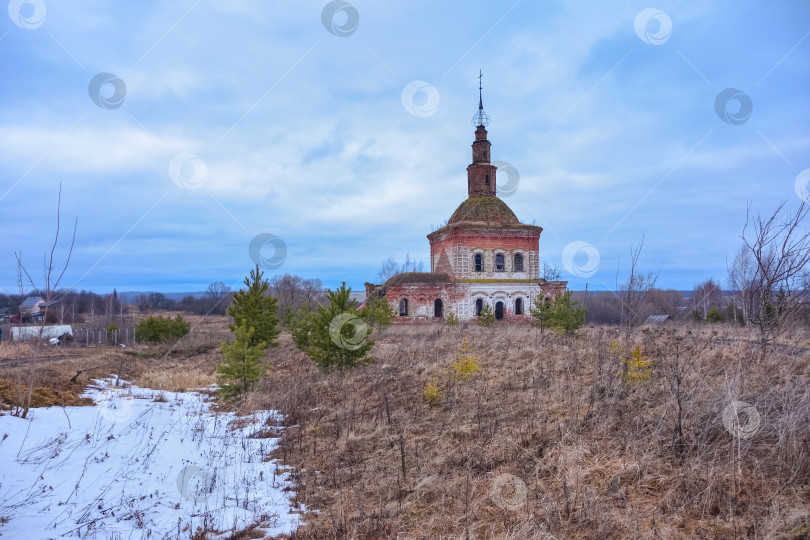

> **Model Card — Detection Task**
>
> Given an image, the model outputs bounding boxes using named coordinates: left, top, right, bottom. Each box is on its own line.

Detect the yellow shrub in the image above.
left=423, top=377, right=444, bottom=407
left=621, top=344, right=652, bottom=385
left=450, top=338, right=480, bottom=379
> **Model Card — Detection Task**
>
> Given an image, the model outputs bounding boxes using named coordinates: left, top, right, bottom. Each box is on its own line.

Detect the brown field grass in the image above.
left=0, top=311, right=228, bottom=408
left=253, top=323, right=810, bottom=539
left=3, top=316, right=809, bottom=539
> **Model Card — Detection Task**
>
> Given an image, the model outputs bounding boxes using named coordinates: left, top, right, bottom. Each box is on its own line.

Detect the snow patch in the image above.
left=0, top=378, right=301, bottom=538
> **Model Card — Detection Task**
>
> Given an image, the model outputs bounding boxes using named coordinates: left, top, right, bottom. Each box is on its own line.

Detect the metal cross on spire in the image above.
left=472, top=69, right=490, bottom=127
left=478, top=69, right=484, bottom=109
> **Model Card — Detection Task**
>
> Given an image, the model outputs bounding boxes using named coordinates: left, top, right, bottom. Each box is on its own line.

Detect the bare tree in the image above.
left=376, top=253, right=424, bottom=283
left=727, top=245, right=755, bottom=324
left=205, top=281, right=232, bottom=300
left=270, top=274, right=304, bottom=314
left=103, top=294, right=114, bottom=325
left=617, top=232, right=661, bottom=329
left=644, top=328, right=714, bottom=459
left=691, top=279, right=723, bottom=319
left=269, top=274, right=326, bottom=320
left=645, top=288, right=684, bottom=318
left=14, top=185, right=77, bottom=418
left=135, top=293, right=150, bottom=313
left=742, top=200, right=810, bottom=348
left=301, top=277, right=324, bottom=305
left=203, top=281, right=233, bottom=315
left=541, top=262, right=562, bottom=281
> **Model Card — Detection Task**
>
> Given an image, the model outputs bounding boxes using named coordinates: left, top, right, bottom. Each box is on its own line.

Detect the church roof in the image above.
left=383, top=272, right=451, bottom=287
left=428, top=197, right=541, bottom=237
left=448, top=196, right=519, bottom=225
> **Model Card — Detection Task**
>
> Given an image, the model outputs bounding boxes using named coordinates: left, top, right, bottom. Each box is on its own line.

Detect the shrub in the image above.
left=422, top=377, right=444, bottom=407
left=477, top=305, right=495, bottom=327
left=107, top=323, right=118, bottom=332
left=445, top=312, right=459, bottom=326
left=450, top=338, right=480, bottom=379
left=136, top=315, right=190, bottom=343
left=616, top=342, right=652, bottom=385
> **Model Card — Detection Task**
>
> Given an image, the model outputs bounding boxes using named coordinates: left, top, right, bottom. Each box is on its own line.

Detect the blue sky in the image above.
left=1, top=0, right=809, bottom=295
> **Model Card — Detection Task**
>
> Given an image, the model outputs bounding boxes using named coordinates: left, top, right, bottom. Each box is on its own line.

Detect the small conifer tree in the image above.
left=619, top=343, right=652, bottom=385
left=477, top=304, right=495, bottom=327
left=423, top=377, right=444, bottom=407
left=450, top=338, right=480, bottom=379
left=216, top=324, right=267, bottom=401
left=529, top=295, right=553, bottom=334
left=360, top=296, right=396, bottom=330
left=531, top=290, right=585, bottom=335
left=706, top=306, right=723, bottom=323
left=306, top=282, right=374, bottom=372
left=228, top=264, right=280, bottom=349
left=290, top=302, right=314, bottom=351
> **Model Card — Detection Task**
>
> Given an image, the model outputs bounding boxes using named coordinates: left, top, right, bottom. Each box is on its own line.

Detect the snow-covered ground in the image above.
left=0, top=378, right=301, bottom=539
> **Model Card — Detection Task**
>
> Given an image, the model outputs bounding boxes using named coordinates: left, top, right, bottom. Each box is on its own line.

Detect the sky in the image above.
left=1, top=0, right=809, bottom=295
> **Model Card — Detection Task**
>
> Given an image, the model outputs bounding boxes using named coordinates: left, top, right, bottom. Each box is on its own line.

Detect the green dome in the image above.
left=447, top=196, right=520, bottom=226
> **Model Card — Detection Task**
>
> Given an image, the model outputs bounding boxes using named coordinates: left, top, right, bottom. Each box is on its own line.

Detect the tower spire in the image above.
left=478, top=69, right=483, bottom=110
left=472, top=69, right=490, bottom=127
left=467, top=70, right=496, bottom=198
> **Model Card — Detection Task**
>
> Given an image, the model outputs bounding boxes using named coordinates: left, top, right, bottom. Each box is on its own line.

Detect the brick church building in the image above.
left=365, top=87, right=566, bottom=321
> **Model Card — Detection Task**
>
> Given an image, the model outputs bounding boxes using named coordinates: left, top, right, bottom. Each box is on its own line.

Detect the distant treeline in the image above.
left=574, top=279, right=741, bottom=325
left=2, top=275, right=327, bottom=325
left=0, top=275, right=764, bottom=327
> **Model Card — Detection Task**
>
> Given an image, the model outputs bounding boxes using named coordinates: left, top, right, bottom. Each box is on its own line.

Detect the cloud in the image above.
left=1, top=1, right=808, bottom=293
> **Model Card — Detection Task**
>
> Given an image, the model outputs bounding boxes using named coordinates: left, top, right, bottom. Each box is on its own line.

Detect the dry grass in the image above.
left=254, top=323, right=810, bottom=539
left=0, top=313, right=229, bottom=407
left=3, top=316, right=809, bottom=538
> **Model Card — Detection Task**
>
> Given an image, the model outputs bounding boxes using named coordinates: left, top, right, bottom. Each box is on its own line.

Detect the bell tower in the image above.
left=467, top=71, right=497, bottom=198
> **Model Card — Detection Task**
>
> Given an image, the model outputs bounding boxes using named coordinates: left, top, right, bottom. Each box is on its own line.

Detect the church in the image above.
left=365, top=85, right=566, bottom=322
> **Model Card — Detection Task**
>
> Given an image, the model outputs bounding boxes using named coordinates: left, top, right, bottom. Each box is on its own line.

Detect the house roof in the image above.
left=20, top=296, right=58, bottom=308
left=646, top=314, right=672, bottom=323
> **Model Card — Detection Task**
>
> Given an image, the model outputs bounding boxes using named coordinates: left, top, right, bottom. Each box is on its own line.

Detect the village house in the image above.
left=20, top=296, right=59, bottom=323
left=366, top=87, right=566, bottom=321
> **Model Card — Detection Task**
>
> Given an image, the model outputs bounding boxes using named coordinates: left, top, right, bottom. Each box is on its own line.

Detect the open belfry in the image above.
left=366, top=75, right=566, bottom=321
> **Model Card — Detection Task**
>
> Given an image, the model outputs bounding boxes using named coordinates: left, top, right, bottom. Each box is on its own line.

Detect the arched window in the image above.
left=399, top=299, right=408, bottom=316
left=474, top=253, right=483, bottom=272
left=485, top=174, right=490, bottom=185
left=434, top=299, right=443, bottom=318
left=515, top=297, right=523, bottom=315
left=475, top=298, right=483, bottom=316
left=495, top=253, right=505, bottom=272
left=495, top=301, right=504, bottom=320
left=514, top=253, right=524, bottom=273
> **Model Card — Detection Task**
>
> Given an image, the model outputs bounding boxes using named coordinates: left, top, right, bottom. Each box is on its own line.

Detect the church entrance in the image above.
left=434, top=299, right=443, bottom=318
left=495, top=301, right=504, bottom=320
